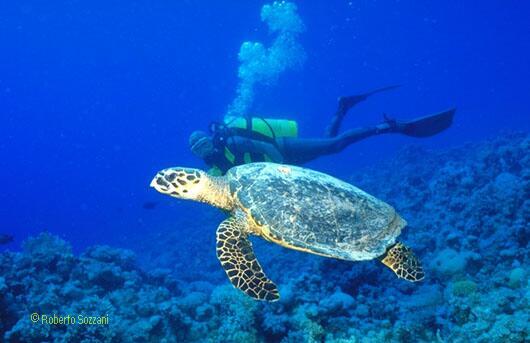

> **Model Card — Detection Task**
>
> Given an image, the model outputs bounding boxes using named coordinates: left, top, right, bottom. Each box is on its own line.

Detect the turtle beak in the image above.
left=150, top=172, right=170, bottom=192
left=149, top=177, right=157, bottom=188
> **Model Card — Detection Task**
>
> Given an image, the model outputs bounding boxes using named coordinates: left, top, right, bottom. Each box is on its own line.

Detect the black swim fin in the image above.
left=337, top=85, right=401, bottom=114
left=390, top=108, right=456, bottom=137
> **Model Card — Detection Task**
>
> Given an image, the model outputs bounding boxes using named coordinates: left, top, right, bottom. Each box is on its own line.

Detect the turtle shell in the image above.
left=226, top=163, right=406, bottom=261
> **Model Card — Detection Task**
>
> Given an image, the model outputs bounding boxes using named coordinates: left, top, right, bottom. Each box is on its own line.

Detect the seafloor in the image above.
left=1, top=133, right=528, bottom=342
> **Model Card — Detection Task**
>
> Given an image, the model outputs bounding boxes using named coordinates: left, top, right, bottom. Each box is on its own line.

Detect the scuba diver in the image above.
left=189, top=86, right=456, bottom=175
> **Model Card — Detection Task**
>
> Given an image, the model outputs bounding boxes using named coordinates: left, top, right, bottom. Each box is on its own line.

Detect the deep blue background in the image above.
left=1, top=1, right=529, bottom=251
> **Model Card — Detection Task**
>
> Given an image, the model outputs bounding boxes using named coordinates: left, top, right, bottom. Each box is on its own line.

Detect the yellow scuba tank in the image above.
left=224, top=116, right=298, bottom=139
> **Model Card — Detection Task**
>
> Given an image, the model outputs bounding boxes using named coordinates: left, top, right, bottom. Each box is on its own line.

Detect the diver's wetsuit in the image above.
left=208, top=117, right=391, bottom=169
left=214, top=86, right=401, bottom=166
left=204, top=86, right=455, bottom=173
left=276, top=86, right=404, bottom=164
left=220, top=136, right=285, bottom=162
left=279, top=125, right=389, bottom=165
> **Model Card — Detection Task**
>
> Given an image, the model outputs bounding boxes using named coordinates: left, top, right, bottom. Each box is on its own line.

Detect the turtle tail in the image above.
left=379, top=242, right=425, bottom=282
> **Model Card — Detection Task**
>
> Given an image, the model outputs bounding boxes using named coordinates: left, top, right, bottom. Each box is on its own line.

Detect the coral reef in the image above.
left=0, top=233, right=184, bottom=342
left=1, top=133, right=528, bottom=342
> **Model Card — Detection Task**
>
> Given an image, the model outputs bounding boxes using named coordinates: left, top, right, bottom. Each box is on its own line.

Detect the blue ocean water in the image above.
left=1, top=1, right=529, bottom=342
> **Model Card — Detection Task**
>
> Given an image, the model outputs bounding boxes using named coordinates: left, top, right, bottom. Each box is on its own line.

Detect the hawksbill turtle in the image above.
left=150, top=162, right=424, bottom=301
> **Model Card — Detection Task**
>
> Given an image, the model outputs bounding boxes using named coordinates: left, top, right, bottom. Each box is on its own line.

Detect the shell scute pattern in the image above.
left=227, top=163, right=405, bottom=261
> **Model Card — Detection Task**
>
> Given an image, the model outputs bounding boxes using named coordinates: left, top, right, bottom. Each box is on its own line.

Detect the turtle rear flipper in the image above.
left=379, top=242, right=425, bottom=282
left=216, top=217, right=280, bottom=301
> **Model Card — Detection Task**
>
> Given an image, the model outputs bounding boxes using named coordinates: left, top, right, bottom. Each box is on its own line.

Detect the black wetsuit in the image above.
left=280, top=125, right=387, bottom=165
left=205, top=86, right=454, bottom=173
left=206, top=106, right=393, bottom=171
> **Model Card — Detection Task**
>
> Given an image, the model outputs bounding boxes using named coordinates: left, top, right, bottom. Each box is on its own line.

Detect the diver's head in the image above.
left=189, top=130, right=215, bottom=159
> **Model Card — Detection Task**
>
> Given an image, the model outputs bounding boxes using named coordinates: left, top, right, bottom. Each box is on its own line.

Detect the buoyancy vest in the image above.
left=208, top=116, right=298, bottom=175
left=224, top=116, right=298, bottom=140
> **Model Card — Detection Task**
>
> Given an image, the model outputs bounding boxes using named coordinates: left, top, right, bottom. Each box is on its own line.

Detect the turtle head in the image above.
left=150, top=167, right=208, bottom=201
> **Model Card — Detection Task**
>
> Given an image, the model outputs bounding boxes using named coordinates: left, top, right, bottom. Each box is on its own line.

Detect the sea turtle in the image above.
left=150, top=162, right=424, bottom=301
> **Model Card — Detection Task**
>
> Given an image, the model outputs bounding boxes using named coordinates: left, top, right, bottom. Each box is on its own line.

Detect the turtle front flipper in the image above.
left=379, top=242, right=425, bottom=282
left=216, top=217, right=280, bottom=301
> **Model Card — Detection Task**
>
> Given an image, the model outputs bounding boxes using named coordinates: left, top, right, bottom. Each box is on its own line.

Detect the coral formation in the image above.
left=1, top=133, right=528, bottom=342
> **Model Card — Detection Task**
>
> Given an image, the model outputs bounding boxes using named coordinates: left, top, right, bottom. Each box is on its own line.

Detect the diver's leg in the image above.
left=325, top=107, right=348, bottom=139
left=284, top=108, right=455, bottom=165
left=328, top=108, right=456, bottom=147
left=281, top=126, right=380, bottom=164
left=283, top=120, right=405, bottom=164
left=325, top=107, right=456, bottom=148
left=280, top=138, right=340, bottom=164
left=331, top=126, right=385, bottom=150
left=324, top=85, right=400, bottom=138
